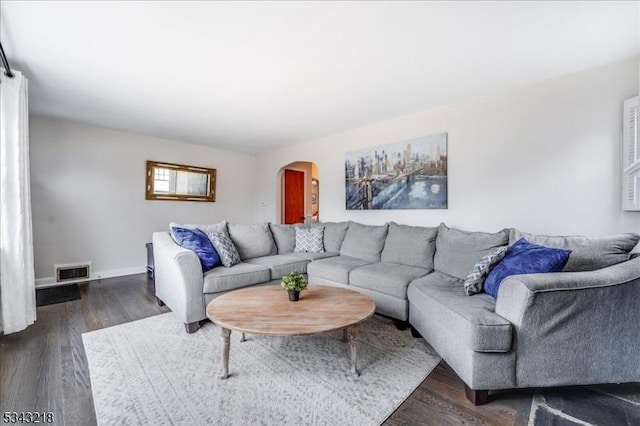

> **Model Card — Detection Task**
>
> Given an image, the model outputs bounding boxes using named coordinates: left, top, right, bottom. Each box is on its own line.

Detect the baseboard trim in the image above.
left=35, top=266, right=147, bottom=289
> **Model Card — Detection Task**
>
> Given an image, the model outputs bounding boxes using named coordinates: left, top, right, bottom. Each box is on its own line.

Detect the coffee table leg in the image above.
left=348, top=324, right=360, bottom=376
left=220, top=327, right=231, bottom=379
left=241, top=332, right=246, bottom=342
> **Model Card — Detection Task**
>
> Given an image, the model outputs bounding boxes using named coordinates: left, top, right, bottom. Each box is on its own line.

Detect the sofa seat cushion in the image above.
left=203, top=262, right=271, bottom=294
left=307, top=256, right=372, bottom=284
left=288, top=251, right=340, bottom=261
left=408, top=272, right=512, bottom=352
left=244, top=255, right=310, bottom=279
left=350, top=262, right=431, bottom=299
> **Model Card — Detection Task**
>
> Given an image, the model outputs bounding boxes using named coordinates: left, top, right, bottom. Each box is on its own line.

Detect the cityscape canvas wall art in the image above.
left=345, top=133, right=448, bottom=210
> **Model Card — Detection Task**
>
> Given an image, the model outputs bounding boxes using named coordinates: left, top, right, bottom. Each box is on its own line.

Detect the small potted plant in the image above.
left=281, top=271, right=307, bottom=302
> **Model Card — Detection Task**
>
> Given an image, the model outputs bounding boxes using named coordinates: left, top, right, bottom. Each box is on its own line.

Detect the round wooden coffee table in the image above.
left=206, top=284, right=376, bottom=378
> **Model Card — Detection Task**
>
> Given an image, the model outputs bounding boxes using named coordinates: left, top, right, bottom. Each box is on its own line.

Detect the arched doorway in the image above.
left=277, top=161, right=320, bottom=224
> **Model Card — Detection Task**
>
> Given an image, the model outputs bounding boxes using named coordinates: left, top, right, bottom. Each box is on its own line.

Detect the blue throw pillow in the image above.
left=484, top=238, right=571, bottom=299
left=170, top=226, right=221, bottom=272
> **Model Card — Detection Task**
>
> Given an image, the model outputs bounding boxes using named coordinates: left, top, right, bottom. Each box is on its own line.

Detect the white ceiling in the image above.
left=1, top=1, right=638, bottom=153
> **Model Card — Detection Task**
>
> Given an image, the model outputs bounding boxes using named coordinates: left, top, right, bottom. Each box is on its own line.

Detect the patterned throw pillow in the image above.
left=207, top=232, right=241, bottom=267
left=294, top=227, right=325, bottom=253
left=463, top=246, right=508, bottom=296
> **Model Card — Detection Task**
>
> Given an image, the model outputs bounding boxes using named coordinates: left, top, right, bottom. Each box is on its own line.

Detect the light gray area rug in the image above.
left=83, top=313, right=440, bottom=426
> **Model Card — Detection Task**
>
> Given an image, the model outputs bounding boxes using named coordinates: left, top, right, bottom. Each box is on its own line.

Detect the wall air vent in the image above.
left=55, top=262, right=91, bottom=283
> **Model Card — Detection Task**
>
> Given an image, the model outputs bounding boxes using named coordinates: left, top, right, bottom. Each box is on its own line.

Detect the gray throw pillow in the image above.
left=463, top=246, right=508, bottom=296
left=294, top=227, right=325, bottom=253
left=207, top=232, right=241, bottom=268
left=227, top=223, right=277, bottom=260
left=434, top=223, right=509, bottom=280
left=509, top=229, right=640, bottom=272
left=381, top=222, right=438, bottom=269
left=340, top=222, right=389, bottom=262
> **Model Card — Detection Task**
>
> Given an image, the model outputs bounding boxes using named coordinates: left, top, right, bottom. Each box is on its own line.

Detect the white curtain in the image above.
left=0, top=69, right=36, bottom=334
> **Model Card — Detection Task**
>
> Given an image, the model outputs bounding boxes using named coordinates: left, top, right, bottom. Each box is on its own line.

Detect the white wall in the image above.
left=30, top=118, right=256, bottom=284
left=255, top=57, right=640, bottom=237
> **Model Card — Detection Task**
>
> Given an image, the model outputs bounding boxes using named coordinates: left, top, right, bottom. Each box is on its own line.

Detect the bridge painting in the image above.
left=345, top=133, right=447, bottom=210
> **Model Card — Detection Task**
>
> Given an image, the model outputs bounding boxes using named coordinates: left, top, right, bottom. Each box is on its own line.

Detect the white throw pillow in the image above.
left=294, top=227, right=325, bottom=253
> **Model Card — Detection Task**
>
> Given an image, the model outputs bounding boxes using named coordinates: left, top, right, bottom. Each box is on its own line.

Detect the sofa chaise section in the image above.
left=495, top=257, right=640, bottom=389
left=409, top=225, right=640, bottom=404
left=408, top=223, right=514, bottom=402
left=408, top=272, right=516, bottom=398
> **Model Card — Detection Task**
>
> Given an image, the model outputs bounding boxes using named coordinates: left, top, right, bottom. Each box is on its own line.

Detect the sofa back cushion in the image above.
left=269, top=223, right=299, bottom=254
left=169, top=220, right=227, bottom=235
left=306, top=221, right=350, bottom=252
left=509, top=229, right=640, bottom=272
left=227, top=223, right=277, bottom=260
left=340, top=222, right=388, bottom=262
left=434, top=223, right=509, bottom=280
left=381, top=222, right=438, bottom=269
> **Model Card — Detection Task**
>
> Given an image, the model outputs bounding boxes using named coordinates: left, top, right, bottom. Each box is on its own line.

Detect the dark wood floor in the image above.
left=0, top=274, right=632, bottom=425
left=0, top=275, right=168, bottom=426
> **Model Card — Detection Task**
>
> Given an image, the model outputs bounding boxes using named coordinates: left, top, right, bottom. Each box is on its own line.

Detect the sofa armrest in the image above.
left=494, top=257, right=640, bottom=387
left=495, top=256, right=640, bottom=325
left=152, top=232, right=206, bottom=324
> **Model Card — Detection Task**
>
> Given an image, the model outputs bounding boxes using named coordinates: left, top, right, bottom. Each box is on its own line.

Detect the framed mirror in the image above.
left=145, top=160, right=216, bottom=202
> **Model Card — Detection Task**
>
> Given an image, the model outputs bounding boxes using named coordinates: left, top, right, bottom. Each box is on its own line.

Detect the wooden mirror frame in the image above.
left=145, top=160, right=216, bottom=202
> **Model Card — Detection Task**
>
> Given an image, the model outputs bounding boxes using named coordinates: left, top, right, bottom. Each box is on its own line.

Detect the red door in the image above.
left=284, top=169, right=305, bottom=224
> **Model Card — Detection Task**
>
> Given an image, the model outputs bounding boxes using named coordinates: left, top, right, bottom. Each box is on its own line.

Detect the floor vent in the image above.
left=55, top=262, right=91, bottom=283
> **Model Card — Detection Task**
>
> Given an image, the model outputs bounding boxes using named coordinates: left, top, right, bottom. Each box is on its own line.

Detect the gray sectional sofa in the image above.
left=152, top=220, right=640, bottom=404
